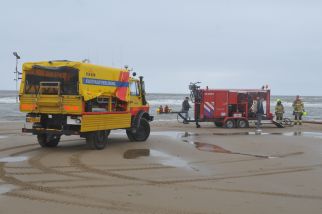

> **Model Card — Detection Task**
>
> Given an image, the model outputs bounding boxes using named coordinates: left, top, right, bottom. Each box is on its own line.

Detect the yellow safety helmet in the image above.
left=276, top=99, right=281, bottom=102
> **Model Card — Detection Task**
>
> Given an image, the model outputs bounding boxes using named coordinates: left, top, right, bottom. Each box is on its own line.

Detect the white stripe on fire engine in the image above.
left=205, top=102, right=214, bottom=111
left=205, top=108, right=212, bottom=115
left=204, top=104, right=211, bottom=112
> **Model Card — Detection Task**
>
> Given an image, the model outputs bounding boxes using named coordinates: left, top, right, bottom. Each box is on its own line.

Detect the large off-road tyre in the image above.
left=86, top=130, right=108, bottom=150
left=237, top=119, right=249, bottom=128
left=225, top=119, right=236, bottom=129
left=106, top=130, right=111, bottom=137
left=37, top=134, right=60, bottom=148
left=126, top=118, right=150, bottom=142
left=126, top=130, right=136, bottom=142
left=214, top=122, right=223, bottom=128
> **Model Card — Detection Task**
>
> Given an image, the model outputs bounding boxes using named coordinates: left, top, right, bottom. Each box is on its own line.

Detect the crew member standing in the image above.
left=275, top=99, right=284, bottom=122
left=182, top=97, right=191, bottom=124
left=292, top=95, right=305, bottom=125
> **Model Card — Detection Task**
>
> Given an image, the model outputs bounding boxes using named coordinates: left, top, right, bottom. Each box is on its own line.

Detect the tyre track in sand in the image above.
left=69, top=150, right=156, bottom=184
left=181, top=184, right=322, bottom=201
left=2, top=138, right=322, bottom=212
left=1, top=146, right=202, bottom=214
left=1, top=162, right=202, bottom=214
left=0, top=146, right=136, bottom=212
left=152, top=165, right=320, bottom=185
left=27, top=149, right=95, bottom=180
left=68, top=147, right=322, bottom=198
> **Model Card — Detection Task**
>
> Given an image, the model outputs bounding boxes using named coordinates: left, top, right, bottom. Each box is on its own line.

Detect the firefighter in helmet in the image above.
left=292, top=95, right=305, bottom=125
left=275, top=99, right=284, bottom=122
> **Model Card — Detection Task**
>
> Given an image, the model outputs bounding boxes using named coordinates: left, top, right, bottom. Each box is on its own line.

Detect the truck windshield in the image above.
left=24, top=65, right=78, bottom=95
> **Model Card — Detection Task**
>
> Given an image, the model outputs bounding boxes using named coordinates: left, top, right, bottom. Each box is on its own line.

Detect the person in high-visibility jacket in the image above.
left=292, top=95, right=305, bottom=125
left=275, top=99, right=284, bottom=122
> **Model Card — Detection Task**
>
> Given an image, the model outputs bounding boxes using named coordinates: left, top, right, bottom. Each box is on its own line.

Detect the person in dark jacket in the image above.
left=182, top=97, right=191, bottom=123
left=256, top=96, right=264, bottom=130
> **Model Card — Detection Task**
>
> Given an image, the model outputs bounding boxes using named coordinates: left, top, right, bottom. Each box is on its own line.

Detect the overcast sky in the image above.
left=1, top=0, right=321, bottom=95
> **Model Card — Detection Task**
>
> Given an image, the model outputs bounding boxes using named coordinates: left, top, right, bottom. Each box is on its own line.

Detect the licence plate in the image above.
left=26, top=117, right=41, bottom=123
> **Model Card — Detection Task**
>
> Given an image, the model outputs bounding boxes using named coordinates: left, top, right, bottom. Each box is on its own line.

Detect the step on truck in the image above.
left=19, top=61, right=153, bottom=149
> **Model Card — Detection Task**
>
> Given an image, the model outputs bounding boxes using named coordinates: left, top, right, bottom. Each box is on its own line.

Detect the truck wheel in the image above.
left=135, top=118, right=150, bottom=141
left=126, top=130, right=135, bottom=142
left=225, top=119, right=235, bottom=129
left=214, top=122, right=223, bottom=127
left=127, top=118, right=150, bottom=142
left=237, top=119, right=249, bottom=128
left=86, top=130, right=108, bottom=150
left=37, top=134, right=60, bottom=147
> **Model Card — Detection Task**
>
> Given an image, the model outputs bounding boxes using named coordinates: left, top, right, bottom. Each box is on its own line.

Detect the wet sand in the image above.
left=1, top=121, right=322, bottom=213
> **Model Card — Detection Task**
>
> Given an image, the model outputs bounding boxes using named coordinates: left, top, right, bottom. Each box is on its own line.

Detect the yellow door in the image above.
left=129, top=80, right=142, bottom=108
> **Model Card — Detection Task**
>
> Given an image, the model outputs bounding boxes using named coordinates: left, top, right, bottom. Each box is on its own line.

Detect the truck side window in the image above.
left=130, top=82, right=139, bottom=96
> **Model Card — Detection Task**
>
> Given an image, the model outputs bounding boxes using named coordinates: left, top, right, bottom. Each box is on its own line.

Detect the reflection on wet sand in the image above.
left=183, top=140, right=273, bottom=158
left=123, top=149, right=191, bottom=168
left=0, top=156, right=28, bottom=163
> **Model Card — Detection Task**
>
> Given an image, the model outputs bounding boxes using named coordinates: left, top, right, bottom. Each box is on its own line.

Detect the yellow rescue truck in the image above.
left=19, top=60, right=153, bottom=149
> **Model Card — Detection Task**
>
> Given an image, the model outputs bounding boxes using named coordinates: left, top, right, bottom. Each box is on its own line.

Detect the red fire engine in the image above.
left=178, top=82, right=284, bottom=128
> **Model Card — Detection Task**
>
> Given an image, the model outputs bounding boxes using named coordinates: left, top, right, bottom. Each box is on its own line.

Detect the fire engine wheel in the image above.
left=214, top=122, right=223, bottom=128
left=225, top=119, right=236, bottom=129
left=126, top=118, right=150, bottom=142
left=86, top=130, right=108, bottom=150
left=37, top=134, right=60, bottom=148
left=237, top=119, right=249, bottom=128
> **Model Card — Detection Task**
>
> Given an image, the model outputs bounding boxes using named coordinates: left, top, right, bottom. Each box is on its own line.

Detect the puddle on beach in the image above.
left=151, top=131, right=188, bottom=139
left=180, top=131, right=322, bottom=139
left=149, top=150, right=189, bottom=168
left=123, top=149, right=190, bottom=168
left=182, top=140, right=274, bottom=159
left=123, top=130, right=319, bottom=163
left=123, top=149, right=150, bottom=159
left=154, top=130, right=322, bottom=139
left=247, top=131, right=322, bottom=139
left=212, top=132, right=250, bottom=136
left=0, top=185, right=13, bottom=195
left=0, top=156, right=28, bottom=163
left=288, top=132, right=322, bottom=139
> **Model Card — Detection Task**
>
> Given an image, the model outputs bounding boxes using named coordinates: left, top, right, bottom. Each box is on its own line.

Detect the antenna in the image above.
left=13, top=52, right=21, bottom=103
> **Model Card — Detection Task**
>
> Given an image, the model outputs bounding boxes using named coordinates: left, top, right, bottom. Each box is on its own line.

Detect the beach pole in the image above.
left=13, top=52, right=21, bottom=103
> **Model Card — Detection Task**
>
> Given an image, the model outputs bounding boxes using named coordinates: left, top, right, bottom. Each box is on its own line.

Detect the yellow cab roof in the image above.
left=22, top=60, right=132, bottom=101
left=23, top=60, right=127, bottom=73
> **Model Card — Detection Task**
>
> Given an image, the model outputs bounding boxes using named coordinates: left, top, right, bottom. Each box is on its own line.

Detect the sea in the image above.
left=0, top=90, right=321, bottom=122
